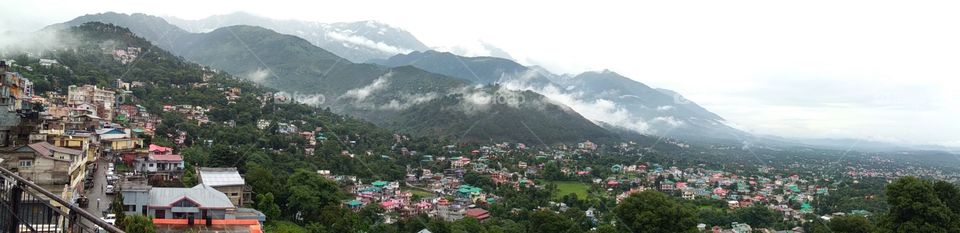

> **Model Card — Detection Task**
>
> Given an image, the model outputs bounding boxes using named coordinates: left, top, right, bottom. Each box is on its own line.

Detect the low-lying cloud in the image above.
left=340, top=72, right=392, bottom=102
left=244, top=68, right=271, bottom=83
left=0, top=29, right=79, bottom=56
left=326, top=31, right=412, bottom=55
left=499, top=72, right=654, bottom=133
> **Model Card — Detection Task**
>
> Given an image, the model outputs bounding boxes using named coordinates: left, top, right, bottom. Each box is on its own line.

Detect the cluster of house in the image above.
left=112, top=46, right=142, bottom=65
left=0, top=59, right=265, bottom=230
left=843, top=156, right=960, bottom=184
left=1, top=60, right=144, bottom=203
left=162, top=104, right=210, bottom=125
left=611, top=165, right=829, bottom=219
left=322, top=165, right=494, bottom=224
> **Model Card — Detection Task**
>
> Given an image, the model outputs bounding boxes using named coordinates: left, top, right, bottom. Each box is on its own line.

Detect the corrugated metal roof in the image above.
left=27, top=142, right=82, bottom=156
left=198, top=167, right=245, bottom=187
left=149, top=154, right=182, bottom=161
left=149, top=184, right=234, bottom=208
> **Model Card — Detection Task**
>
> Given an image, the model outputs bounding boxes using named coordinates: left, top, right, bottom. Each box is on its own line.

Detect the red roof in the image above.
left=148, top=144, right=173, bottom=153
left=149, top=154, right=183, bottom=161
left=465, top=208, right=490, bottom=220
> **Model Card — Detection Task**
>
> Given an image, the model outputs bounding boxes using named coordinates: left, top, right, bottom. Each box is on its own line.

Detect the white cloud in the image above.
left=379, top=92, right=438, bottom=110
left=244, top=68, right=270, bottom=83
left=340, top=72, right=391, bottom=101
left=500, top=76, right=652, bottom=133
left=0, top=29, right=78, bottom=54
left=325, top=31, right=411, bottom=55
left=652, top=116, right=684, bottom=127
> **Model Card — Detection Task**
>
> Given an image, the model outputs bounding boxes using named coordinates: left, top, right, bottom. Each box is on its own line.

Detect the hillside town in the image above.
left=3, top=17, right=960, bottom=231
left=5, top=57, right=960, bottom=232
left=0, top=60, right=264, bottom=232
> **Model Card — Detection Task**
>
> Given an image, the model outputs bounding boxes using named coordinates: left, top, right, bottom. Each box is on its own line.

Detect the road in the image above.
left=83, top=152, right=113, bottom=220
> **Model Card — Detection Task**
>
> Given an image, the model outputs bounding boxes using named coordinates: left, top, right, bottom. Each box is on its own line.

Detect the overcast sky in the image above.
left=2, top=0, right=959, bottom=146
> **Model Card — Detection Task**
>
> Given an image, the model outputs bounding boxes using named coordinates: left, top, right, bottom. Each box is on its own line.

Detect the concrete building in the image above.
left=66, top=84, right=115, bottom=120
left=0, top=61, right=35, bottom=147
left=122, top=183, right=235, bottom=219
left=197, top=167, right=247, bottom=207
left=0, top=142, right=79, bottom=185
left=137, top=154, right=184, bottom=173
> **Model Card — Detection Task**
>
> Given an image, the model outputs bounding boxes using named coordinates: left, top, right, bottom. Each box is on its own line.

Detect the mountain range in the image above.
left=162, top=12, right=429, bottom=63
left=374, top=51, right=746, bottom=141
left=51, top=12, right=617, bottom=143
left=33, top=12, right=960, bottom=153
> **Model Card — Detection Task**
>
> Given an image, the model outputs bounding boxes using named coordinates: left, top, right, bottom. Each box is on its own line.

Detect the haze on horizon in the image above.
left=2, top=0, right=958, bottom=147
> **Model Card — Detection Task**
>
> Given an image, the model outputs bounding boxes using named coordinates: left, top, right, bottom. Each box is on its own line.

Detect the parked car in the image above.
left=101, top=214, right=116, bottom=225
left=105, top=185, right=115, bottom=195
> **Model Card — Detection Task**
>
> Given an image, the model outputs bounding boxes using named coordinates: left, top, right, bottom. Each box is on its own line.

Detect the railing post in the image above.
left=68, top=209, right=79, bottom=233
left=7, top=181, right=21, bottom=233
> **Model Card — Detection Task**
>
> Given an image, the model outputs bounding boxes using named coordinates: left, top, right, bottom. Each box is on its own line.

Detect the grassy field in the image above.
left=404, top=188, right=435, bottom=198
left=549, top=181, right=591, bottom=200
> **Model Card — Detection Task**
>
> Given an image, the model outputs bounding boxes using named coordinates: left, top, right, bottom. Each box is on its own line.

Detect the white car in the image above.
left=105, top=185, right=115, bottom=195
left=102, top=214, right=117, bottom=225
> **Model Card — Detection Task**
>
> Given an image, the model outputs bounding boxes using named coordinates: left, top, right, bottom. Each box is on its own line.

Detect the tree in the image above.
left=285, top=170, right=346, bottom=223
left=256, top=193, right=282, bottom=221
left=828, top=215, right=875, bottom=233
left=451, top=217, right=487, bottom=233
left=613, top=190, right=698, bottom=233
left=110, top=193, right=127, bottom=228
left=880, top=176, right=960, bottom=232
left=181, top=168, right=198, bottom=187
left=732, top=205, right=778, bottom=229
left=933, top=180, right=960, bottom=215
left=123, top=215, right=156, bottom=233
left=593, top=224, right=618, bottom=233
left=697, top=208, right=732, bottom=228
left=529, top=210, right=576, bottom=233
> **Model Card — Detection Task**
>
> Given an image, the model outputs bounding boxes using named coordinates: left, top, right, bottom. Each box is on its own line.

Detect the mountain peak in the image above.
left=162, top=14, right=430, bottom=62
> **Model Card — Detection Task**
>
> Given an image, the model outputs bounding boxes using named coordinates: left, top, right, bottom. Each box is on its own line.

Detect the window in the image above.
left=149, top=163, right=154, bottom=167
left=231, top=193, right=238, bottom=196
left=175, top=200, right=195, bottom=207
left=19, top=160, right=33, bottom=168
left=124, top=205, right=136, bottom=212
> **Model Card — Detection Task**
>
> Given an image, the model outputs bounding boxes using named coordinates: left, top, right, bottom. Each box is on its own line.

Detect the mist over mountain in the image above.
left=52, top=12, right=616, bottom=143
left=161, top=12, right=430, bottom=63
left=376, top=50, right=747, bottom=141
left=432, top=40, right=515, bottom=61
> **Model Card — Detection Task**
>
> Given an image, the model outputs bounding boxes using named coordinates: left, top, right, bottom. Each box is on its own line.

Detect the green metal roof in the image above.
left=347, top=200, right=362, bottom=207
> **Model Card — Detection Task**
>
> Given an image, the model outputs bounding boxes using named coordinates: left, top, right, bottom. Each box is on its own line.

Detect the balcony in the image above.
left=0, top=166, right=122, bottom=233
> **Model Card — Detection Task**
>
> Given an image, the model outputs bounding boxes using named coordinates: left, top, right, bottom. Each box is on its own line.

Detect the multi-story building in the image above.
left=197, top=167, right=249, bottom=207
left=67, top=84, right=115, bottom=120
left=0, top=61, right=35, bottom=147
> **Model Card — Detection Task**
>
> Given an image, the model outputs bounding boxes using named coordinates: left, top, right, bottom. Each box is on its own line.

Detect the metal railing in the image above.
left=0, top=166, right=123, bottom=233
